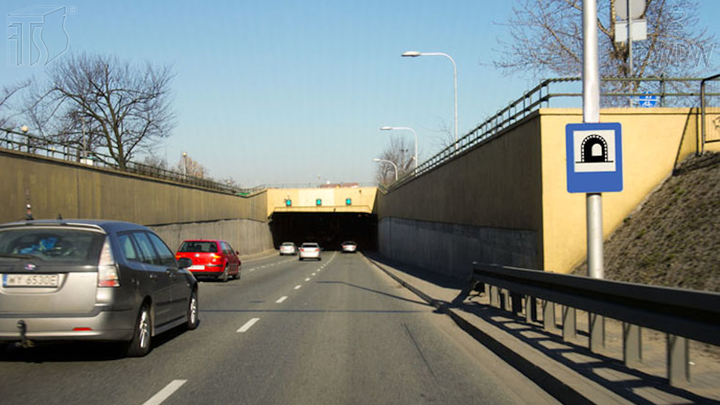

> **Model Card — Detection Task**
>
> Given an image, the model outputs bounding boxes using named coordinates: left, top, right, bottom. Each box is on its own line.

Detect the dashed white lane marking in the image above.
left=305, top=278, right=311, bottom=282
left=311, top=273, right=316, bottom=276
left=294, top=285, right=302, bottom=290
left=142, top=379, right=187, bottom=405
left=276, top=296, right=288, bottom=304
left=237, top=318, right=260, bottom=333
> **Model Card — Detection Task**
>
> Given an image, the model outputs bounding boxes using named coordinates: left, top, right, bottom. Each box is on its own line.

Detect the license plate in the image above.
left=3, top=273, right=59, bottom=288
left=189, top=265, right=205, bottom=270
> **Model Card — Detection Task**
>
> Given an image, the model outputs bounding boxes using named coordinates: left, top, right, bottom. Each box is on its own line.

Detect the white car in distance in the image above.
left=298, top=242, right=321, bottom=261
left=279, top=242, right=297, bottom=255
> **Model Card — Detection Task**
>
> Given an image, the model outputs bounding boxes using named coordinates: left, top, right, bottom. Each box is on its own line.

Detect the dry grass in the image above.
left=573, top=152, right=720, bottom=292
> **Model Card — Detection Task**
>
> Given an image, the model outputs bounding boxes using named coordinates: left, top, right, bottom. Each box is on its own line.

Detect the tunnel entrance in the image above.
left=270, top=212, right=377, bottom=251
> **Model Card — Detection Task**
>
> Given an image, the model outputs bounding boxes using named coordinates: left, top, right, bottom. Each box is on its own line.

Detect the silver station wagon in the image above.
left=0, top=220, right=199, bottom=357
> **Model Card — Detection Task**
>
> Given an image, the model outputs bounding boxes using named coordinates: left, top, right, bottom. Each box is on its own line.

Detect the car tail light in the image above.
left=299, top=248, right=304, bottom=252
left=98, top=238, right=120, bottom=288
left=211, top=254, right=222, bottom=263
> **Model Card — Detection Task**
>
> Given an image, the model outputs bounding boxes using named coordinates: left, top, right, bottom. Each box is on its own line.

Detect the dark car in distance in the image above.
left=0, top=220, right=199, bottom=357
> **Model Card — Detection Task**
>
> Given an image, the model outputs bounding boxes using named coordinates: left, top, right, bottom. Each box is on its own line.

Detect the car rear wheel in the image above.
left=186, top=291, right=199, bottom=330
left=125, top=304, right=152, bottom=357
left=219, top=266, right=229, bottom=282
left=234, top=267, right=241, bottom=280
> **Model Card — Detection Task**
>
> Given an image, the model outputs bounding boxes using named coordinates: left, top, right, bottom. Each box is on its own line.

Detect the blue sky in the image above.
left=2, top=0, right=719, bottom=186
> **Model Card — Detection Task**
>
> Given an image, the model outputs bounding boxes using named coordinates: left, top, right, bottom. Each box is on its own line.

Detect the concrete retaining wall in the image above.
left=379, top=217, right=538, bottom=279
left=150, top=218, right=273, bottom=256
left=0, top=150, right=274, bottom=255
left=0, top=150, right=268, bottom=224
left=378, top=107, right=720, bottom=276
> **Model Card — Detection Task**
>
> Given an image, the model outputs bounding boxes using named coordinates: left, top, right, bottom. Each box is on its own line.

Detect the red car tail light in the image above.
left=98, top=238, right=120, bottom=288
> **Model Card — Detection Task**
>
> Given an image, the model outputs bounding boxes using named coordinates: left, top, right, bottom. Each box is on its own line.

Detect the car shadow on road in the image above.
left=0, top=325, right=193, bottom=363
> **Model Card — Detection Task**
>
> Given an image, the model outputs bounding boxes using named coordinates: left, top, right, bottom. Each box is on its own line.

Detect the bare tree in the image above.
left=375, top=136, right=415, bottom=185
left=0, top=81, right=30, bottom=129
left=176, top=154, right=208, bottom=179
left=494, top=0, right=717, bottom=80
left=23, top=53, right=175, bottom=169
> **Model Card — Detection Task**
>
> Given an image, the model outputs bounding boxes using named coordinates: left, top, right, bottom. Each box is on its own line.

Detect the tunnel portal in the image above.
left=270, top=212, right=377, bottom=251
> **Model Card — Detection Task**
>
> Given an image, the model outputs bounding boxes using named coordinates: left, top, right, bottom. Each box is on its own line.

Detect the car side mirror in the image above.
left=178, top=257, right=193, bottom=269
left=236, top=251, right=239, bottom=255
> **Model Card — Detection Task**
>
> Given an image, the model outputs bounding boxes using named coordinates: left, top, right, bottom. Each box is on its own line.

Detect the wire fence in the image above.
left=3, top=76, right=718, bottom=195
left=381, top=76, right=720, bottom=192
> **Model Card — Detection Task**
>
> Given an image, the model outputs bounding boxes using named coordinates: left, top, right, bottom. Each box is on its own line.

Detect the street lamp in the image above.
left=373, top=158, right=398, bottom=182
left=402, top=51, right=458, bottom=152
left=380, top=126, right=418, bottom=172
left=182, top=152, right=188, bottom=178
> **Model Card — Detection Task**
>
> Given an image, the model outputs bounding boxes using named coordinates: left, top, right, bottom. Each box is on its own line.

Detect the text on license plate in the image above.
left=189, top=265, right=205, bottom=270
left=3, top=274, right=59, bottom=288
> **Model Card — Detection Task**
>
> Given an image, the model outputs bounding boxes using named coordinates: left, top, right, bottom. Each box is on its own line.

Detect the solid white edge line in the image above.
left=142, top=379, right=187, bottom=405
left=236, top=317, right=260, bottom=333
left=276, top=296, right=288, bottom=303
left=294, top=285, right=302, bottom=290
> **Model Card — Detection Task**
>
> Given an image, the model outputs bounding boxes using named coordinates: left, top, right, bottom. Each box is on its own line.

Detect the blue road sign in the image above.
left=637, top=91, right=658, bottom=108
left=566, top=123, right=623, bottom=193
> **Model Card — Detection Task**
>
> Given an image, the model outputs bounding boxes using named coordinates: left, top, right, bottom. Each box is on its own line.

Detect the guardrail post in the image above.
left=489, top=285, right=500, bottom=308
left=623, top=323, right=642, bottom=367
left=589, top=313, right=605, bottom=352
left=525, top=296, right=537, bottom=323
left=667, top=334, right=690, bottom=386
left=562, top=306, right=576, bottom=341
left=543, top=300, right=556, bottom=331
left=501, top=289, right=511, bottom=311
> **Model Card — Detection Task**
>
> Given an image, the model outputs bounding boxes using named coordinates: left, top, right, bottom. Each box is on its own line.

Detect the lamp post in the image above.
left=380, top=126, right=418, bottom=172
left=20, top=125, right=30, bottom=153
left=402, top=51, right=458, bottom=152
left=182, top=152, right=188, bottom=178
left=373, top=158, right=398, bottom=182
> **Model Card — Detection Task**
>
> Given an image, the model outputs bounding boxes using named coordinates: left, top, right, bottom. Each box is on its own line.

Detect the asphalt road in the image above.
left=0, top=252, right=558, bottom=405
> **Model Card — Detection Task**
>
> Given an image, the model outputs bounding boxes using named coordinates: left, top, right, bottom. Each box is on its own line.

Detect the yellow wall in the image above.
left=0, top=150, right=268, bottom=225
left=540, top=108, right=720, bottom=273
left=377, top=113, right=543, bottom=230
left=266, top=187, right=377, bottom=216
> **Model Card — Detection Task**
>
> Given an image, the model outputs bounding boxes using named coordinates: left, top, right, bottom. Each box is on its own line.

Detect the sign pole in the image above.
left=627, top=0, right=634, bottom=107
left=583, top=0, right=605, bottom=351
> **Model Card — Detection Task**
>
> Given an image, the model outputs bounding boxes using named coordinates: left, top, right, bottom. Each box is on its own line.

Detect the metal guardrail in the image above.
left=0, top=128, right=262, bottom=195
left=471, top=263, right=720, bottom=387
left=383, top=76, right=720, bottom=192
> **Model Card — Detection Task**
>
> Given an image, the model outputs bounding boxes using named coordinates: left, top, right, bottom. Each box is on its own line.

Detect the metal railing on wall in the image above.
left=471, top=263, right=720, bottom=388
left=0, top=128, right=263, bottom=195
left=381, top=76, right=720, bottom=192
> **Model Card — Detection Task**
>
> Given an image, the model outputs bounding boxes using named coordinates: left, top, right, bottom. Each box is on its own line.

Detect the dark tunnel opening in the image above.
left=270, top=212, right=377, bottom=251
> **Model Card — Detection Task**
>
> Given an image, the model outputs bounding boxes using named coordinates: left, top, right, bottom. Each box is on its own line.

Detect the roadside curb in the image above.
left=364, top=254, right=632, bottom=405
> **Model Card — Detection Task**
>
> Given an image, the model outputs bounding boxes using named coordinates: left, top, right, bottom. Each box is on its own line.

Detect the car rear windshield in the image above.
left=179, top=241, right=218, bottom=253
left=281, top=243, right=294, bottom=246
left=301, top=243, right=318, bottom=248
left=0, top=227, right=106, bottom=265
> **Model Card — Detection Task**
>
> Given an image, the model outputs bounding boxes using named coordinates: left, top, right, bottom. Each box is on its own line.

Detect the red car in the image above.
left=176, top=240, right=241, bottom=282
